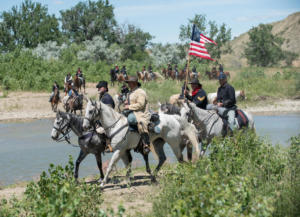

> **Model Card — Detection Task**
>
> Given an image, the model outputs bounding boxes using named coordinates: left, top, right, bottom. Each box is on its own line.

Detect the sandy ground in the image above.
left=0, top=83, right=118, bottom=122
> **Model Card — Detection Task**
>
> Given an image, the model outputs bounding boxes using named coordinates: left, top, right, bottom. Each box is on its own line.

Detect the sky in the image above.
left=1, top=0, right=300, bottom=44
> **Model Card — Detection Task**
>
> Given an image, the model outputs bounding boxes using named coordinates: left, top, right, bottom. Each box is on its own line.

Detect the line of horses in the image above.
left=51, top=95, right=255, bottom=188
left=51, top=75, right=85, bottom=114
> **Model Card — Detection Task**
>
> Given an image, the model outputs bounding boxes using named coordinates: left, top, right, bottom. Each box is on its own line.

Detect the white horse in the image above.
left=207, top=90, right=246, bottom=104
left=181, top=102, right=255, bottom=153
left=82, top=99, right=199, bottom=187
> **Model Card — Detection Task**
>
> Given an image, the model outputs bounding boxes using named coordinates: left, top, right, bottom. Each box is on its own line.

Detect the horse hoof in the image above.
left=100, top=182, right=105, bottom=188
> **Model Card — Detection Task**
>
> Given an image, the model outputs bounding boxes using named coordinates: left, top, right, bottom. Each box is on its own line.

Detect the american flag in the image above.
left=189, top=24, right=217, bottom=61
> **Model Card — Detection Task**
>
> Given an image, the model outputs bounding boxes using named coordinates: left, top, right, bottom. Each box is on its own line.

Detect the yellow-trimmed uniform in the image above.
left=186, top=89, right=208, bottom=109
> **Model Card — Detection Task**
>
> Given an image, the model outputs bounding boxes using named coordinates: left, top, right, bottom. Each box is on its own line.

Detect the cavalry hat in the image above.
left=125, top=76, right=138, bottom=83
left=218, top=73, right=227, bottom=80
left=96, top=81, right=108, bottom=89
left=125, top=76, right=141, bottom=87
left=189, top=78, right=202, bottom=86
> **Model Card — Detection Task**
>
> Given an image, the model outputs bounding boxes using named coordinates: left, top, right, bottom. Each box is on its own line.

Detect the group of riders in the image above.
left=49, top=67, right=84, bottom=108
left=50, top=63, right=236, bottom=154
left=110, top=65, right=156, bottom=83
left=166, top=63, right=224, bottom=80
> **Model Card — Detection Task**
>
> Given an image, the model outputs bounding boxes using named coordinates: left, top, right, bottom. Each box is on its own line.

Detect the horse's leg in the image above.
left=75, top=150, right=88, bottom=179
left=186, top=142, right=193, bottom=161
left=101, top=149, right=122, bottom=187
left=142, top=152, right=151, bottom=175
left=120, top=150, right=132, bottom=178
left=169, top=141, right=184, bottom=163
left=95, top=153, right=104, bottom=181
left=152, top=139, right=166, bottom=176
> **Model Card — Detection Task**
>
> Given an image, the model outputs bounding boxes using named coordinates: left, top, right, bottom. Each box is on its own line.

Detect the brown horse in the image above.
left=116, top=74, right=125, bottom=83
left=73, top=75, right=82, bottom=92
left=162, top=68, right=167, bottom=79
left=51, top=88, right=60, bottom=112
left=64, top=94, right=83, bottom=115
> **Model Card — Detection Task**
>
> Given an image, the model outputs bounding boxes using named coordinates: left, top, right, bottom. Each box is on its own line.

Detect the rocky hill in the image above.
left=221, top=12, right=300, bottom=68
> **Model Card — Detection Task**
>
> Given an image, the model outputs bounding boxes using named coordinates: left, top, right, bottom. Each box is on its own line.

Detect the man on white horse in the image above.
left=96, top=81, right=115, bottom=109
left=123, top=76, right=151, bottom=154
left=207, top=73, right=237, bottom=131
left=96, top=81, right=115, bottom=152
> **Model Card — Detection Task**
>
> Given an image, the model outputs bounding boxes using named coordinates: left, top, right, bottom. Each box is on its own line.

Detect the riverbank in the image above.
left=0, top=170, right=157, bottom=216
left=1, top=82, right=300, bottom=122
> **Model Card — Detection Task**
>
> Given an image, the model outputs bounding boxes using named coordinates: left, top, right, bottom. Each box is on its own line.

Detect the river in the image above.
left=0, top=114, right=299, bottom=186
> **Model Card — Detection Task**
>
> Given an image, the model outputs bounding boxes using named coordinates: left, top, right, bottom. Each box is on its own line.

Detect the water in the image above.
left=0, top=114, right=299, bottom=186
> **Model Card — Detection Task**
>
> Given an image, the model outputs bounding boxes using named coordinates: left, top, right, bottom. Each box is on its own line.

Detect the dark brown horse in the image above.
left=51, top=88, right=60, bottom=112
left=73, top=75, right=85, bottom=93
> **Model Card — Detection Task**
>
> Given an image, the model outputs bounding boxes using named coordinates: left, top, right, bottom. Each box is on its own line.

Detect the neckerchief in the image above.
left=192, top=88, right=201, bottom=96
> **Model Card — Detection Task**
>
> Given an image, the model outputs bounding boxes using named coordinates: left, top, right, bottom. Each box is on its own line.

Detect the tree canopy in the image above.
left=244, top=24, right=284, bottom=67
left=0, top=0, right=61, bottom=52
left=60, top=0, right=116, bottom=43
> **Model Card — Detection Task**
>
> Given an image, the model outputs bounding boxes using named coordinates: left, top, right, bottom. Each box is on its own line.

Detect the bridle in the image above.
left=53, top=117, right=71, bottom=144
left=84, top=101, right=123, bottom=133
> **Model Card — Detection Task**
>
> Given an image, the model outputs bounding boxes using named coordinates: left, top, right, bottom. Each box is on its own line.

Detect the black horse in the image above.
left=110, top=68, right=117, bottom=86
left=51, top=111, right=152, bottom=181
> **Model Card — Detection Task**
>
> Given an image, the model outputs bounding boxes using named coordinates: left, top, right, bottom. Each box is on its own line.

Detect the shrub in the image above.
left=0, top=156, right=121, bottom=217
left=152, top=131, right=288, bottom=217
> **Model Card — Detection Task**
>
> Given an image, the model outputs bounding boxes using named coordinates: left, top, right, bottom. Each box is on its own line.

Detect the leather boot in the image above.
left=141, top=133, right=151, bottom=154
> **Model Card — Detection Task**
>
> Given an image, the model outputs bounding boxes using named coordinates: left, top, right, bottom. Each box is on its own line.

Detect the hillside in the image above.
left=222, top=12, right=300, bottom=68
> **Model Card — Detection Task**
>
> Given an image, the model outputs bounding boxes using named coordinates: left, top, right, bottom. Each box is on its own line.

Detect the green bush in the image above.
left=0, top=156, right=125, bottom=217
left=152, top=131, right=289, bottom=217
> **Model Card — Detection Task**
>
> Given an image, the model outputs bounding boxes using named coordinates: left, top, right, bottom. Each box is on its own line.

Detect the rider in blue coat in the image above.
left=96, top=81, right=115, bottom=109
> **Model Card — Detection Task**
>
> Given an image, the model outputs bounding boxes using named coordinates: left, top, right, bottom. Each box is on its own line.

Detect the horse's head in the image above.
left=83, top=99, right=100, bottom=130
left=51, top=110, right=71, bottom=140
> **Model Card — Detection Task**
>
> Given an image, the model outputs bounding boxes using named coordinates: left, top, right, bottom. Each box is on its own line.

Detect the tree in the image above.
left=179, top=14, right=232, bottom=62
left=0, top=0, right=61, bottom=52
left=115, top=24, right=153, bottom=61
left=60, top=0, right=116, bottom=43
left=244, top=24, right=285, bottom=67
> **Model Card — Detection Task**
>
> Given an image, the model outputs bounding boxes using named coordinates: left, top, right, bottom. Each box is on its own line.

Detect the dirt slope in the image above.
left=221, top=12, right=300, bottom=67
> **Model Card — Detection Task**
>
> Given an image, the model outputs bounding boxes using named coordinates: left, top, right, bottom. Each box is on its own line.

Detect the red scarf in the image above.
left=192, top=88, right=201, bottom=96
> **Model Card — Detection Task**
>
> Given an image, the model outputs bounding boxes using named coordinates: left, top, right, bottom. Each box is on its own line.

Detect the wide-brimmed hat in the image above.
left=96, top=81, right=108, bottom=89
left=218, top=73, right=227, bottom=80
left=125, top=76, right=141, bottom=87
left=189, top=78, right=202, bottom=86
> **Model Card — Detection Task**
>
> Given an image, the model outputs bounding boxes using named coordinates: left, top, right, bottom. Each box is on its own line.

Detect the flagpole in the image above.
left=184, top=54, right=190, bottom=98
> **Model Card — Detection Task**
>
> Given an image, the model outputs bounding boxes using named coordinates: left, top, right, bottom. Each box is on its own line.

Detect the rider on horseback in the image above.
left=184, top=78, right=208, bottom=109
left=49, top=81, right=60, bottom=102
left=148, top=65, right=154, bottom=78
left=192, top=66, right=197, bottom=78
left=119, top=84, right=129, bottom=103
left=76, top=67, right=84, bottom=82
left=121, top=65, right=127, bottom=77
left=95, top=81, right=115, bottom=152
left=174, top=64, right=178, bottom=79
left=124, top=76, right=151, bottom=154
left=114, top=65, right=119, bottom=74
left=167, top=63, right=172, bottom=72
left=64, top=73, right=72, bottom=84
left=219, top=64, right=223, bottom=73
left=207, top=73, right=237, bottom=131
left=96, top=81, right=115, bottom=109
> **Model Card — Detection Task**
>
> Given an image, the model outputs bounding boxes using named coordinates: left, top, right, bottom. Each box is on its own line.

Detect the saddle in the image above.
left=220, top=109, right=249, bottom=136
